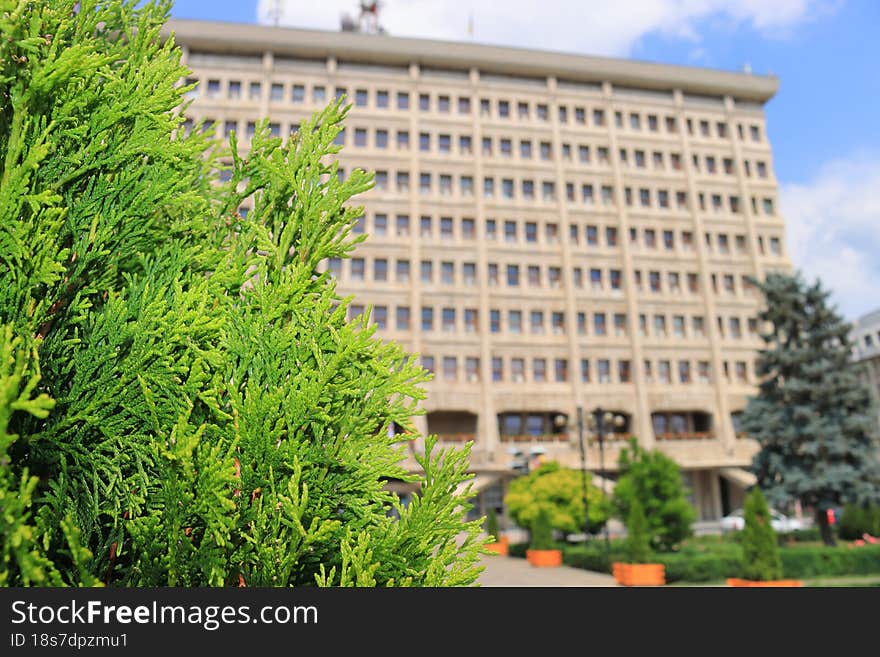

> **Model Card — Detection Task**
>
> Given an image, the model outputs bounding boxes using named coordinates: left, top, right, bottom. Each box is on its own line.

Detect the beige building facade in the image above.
left=166, top=19, right=792, bottom=520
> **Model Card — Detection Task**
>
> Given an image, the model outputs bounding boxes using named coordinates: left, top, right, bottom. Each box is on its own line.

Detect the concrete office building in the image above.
left=165, top=18, right=792, bottom=520
left=852, top=309, right=880, bottom=428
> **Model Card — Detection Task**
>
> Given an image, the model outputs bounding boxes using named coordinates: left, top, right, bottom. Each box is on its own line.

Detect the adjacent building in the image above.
left=852, top=308, right=880, bottom=427
left=165, top=18, right=792, bottom=520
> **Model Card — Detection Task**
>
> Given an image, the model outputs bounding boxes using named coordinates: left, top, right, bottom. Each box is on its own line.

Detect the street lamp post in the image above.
left=589, top=408, right=625, bottom=559
left=576, top=406, right=590, bottom=548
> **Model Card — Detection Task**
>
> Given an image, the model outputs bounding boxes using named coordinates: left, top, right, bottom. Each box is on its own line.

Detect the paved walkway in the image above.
left=478, top=554, right=618, bottom=587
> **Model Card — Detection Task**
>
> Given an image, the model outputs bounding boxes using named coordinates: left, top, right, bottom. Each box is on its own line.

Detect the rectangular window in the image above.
left=509, top=310, right=522, bottom=333
left=441, top=261, right=454, bottom=285
left=533, top=358, right=547, bottom=382
left=465, top=308, right=478, bottom=334
left=442, top=307, right=456, bottom=332
left=373, top=306, right=387, bottom=330
left=465, top=357, right=480, bottom=382
left=463, top=262, right=476, bottom=285
left=619, top=360, right=632, bottom=383
left=598, top=360, right=611, bottom=384
left=512, top=358, right=525, bottom=383
left=555, top=359, right=568, bottom=383
left=420, top=259, right=433, bottom=283
left=458, top=96, right=471, bottom=114
left=490, top=309, right=501, bottom=333
left=527, top=265, right=541, bottom=287
left=422, top=355, right=434, bottom=373
left=228, top=80, right=241, bottom=99
left=530, top=310, right=544, bottom=334
left=351, top=257, right=365, bottom=281
left=507, top=265, right=520, bottom=287
left=654, top=314, right=667, bottom=336
left=443, top=357, right=457, bottom=382
left=485, top=219, right=497, bottom=240
left=594, top=312, right=607, bottom=336
left=679, top=360, right=691, bottom=384
left=421, top=307, right=434, bottom=331
left=373, top=258, right=388, bottom=281
left=395, top=306, right=410, bottom=331
left=580, top=359, right=591, bottom=383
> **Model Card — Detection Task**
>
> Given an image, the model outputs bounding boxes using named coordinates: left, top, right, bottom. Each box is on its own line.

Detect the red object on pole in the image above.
left=826, top=508, right=836, bottom=525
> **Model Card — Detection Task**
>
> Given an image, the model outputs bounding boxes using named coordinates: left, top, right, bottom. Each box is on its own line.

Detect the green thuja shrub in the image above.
left=624, top=499, right=652, bottom=564
left=529, top=508, right=554, bottom=551
left=740, top=488, right=783, bottom=581
left=485, top=507, right=500, bottom=541
left=0, top=0, right=483, bottom=586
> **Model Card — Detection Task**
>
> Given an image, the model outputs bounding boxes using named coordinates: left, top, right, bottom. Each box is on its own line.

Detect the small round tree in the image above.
left=740, top=487, right=783, bottom=581
left=504, top=461, right=610, bottom=538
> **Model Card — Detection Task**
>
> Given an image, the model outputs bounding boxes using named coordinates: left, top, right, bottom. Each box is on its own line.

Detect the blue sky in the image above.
left=169, top=0, right=880, bottom=320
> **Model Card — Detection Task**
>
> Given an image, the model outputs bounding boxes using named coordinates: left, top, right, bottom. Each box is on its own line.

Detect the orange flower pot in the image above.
left=612, top=562, right=665, bottom=586
left=484, top=536, right=509, bottom=556
left=726, top=578, right=803, bottom=587
left=526, top=549, right=562, bottom=567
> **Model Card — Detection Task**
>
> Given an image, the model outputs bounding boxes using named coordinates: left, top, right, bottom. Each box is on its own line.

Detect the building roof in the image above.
left=163, top=18, right=779, bottom=104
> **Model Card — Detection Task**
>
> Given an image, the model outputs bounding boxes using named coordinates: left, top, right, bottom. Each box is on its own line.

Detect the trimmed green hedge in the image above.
left=549, top=541, right=880, bottom=582
left=781, top=545, right=880, bottom=578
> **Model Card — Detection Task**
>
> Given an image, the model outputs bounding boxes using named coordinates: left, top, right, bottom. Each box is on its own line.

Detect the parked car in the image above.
left=720, top=508, right=805, bottom=533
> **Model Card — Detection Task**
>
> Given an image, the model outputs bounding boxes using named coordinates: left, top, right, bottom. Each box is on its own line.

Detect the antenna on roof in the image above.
left=467, top=12, right=474, bottom=39
left=266, top=0, right=283, bottom=27
left=341, top=2, right=386, bottom=34
left=743, top=62, right=752, bottom=74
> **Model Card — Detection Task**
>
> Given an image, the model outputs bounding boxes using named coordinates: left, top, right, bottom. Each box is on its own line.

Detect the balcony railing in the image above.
left=437, top=433, right=476, bottom=442
left=499, top=433, right=569, bottom=443
left=655, top=431, right=715, bottom=441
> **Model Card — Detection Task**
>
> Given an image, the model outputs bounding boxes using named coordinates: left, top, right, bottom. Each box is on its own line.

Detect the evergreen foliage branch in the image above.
left=1, top=0, right=483, bottom=586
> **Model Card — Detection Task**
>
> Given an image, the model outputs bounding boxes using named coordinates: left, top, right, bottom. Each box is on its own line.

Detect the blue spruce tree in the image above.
left=742, top=273, right=880, bottom=546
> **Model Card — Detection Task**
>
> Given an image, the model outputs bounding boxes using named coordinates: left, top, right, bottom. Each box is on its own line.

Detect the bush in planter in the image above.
left=739, top=488, right=784, bottom=581
left=613, top=439, right=695, bottom=551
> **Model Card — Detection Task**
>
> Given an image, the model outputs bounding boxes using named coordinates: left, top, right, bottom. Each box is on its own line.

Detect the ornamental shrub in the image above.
left=0, top=0, right=483, bottom=587
left=613, top=438, right=695, bottom=551
left=624, top=499, right=652, bottom=564
left=740, top=488, right=783, bottom=581
left=504, top=461, right=610, bottom=537
left=529, top=508, right=555, bottom=551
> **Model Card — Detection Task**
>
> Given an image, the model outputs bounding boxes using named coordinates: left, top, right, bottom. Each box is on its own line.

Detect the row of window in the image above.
left=349, top=303, right=758, bottom=340
left=334, top=257, right=762, bottom=297
left=200, top=119, right=771, bottom=182
left=368, top=169, right=777, bottom=215
left=335, top=127, right=771, bottom=177
left=188, top=78, right=766, bottom=142
left=418, top=354, right=753, bottom=385
left=349, top=213, right=783, bottom=256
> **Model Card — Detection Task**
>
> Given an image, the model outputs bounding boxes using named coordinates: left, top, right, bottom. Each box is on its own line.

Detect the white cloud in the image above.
left=256, top=0, right=833, bottom=57
left=781, top=153, right=880, bottom=321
